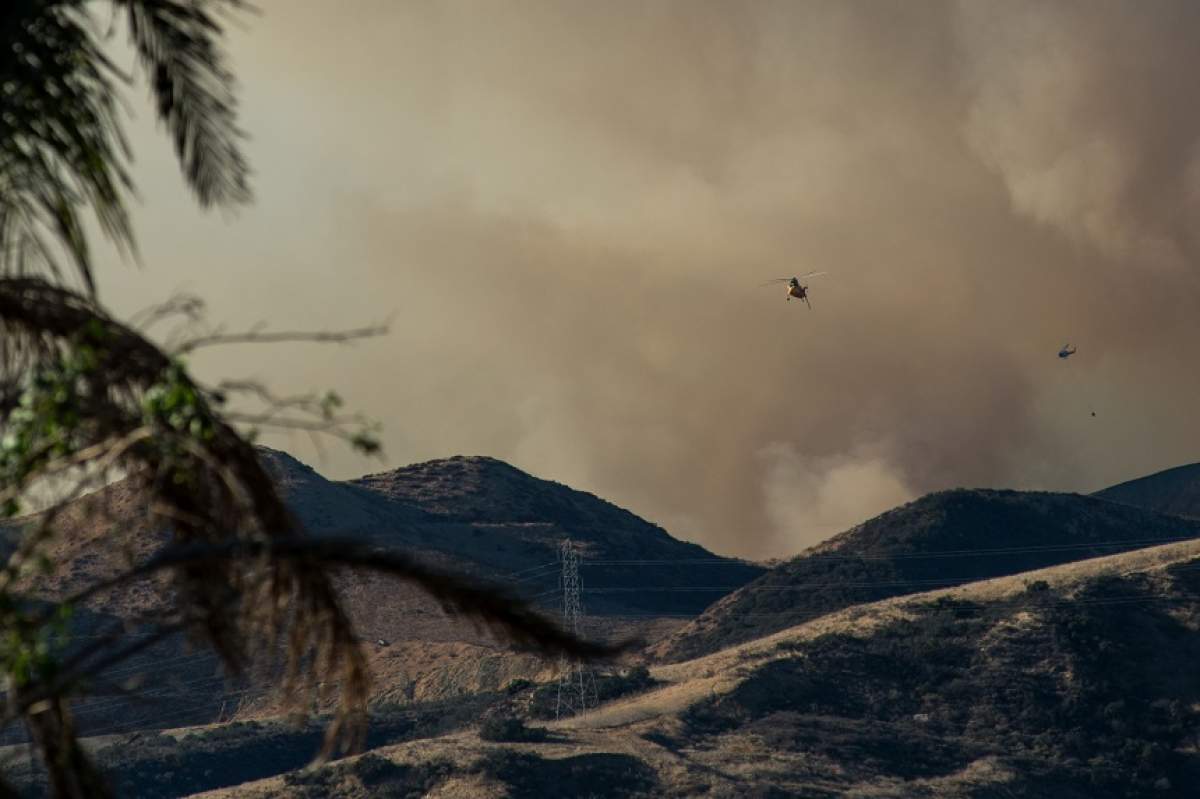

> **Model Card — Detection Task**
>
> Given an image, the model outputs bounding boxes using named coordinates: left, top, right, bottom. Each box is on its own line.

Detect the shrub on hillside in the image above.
left=351, top=754, right=453, bottom=795
left=528, top=665, right=659, bottom=719
left=504, top=678, right=533, bottom=695
left=471, top=749, right=658, bottom=798
left=479, top=715, right=548, bottom=742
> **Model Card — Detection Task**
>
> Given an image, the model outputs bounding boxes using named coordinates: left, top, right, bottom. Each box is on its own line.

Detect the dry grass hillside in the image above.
left=11, top=461, right=1200, bottom=795
left=179, top=537, right=1200, bottom=799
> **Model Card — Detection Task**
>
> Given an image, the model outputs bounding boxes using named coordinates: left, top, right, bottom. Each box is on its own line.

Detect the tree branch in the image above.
left=174, top=323, right=389, bottom=355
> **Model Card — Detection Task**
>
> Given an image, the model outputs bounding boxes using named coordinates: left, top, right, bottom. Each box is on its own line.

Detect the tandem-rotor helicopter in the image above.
left=760, top=271, right=828, bottom=309
left=1056, top=342, right=1094, bottom=416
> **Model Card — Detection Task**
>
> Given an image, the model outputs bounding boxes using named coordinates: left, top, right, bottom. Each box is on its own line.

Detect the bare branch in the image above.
left=174, top=323, right=389, bottom=355
left=127, top=293, right=206, bottom=331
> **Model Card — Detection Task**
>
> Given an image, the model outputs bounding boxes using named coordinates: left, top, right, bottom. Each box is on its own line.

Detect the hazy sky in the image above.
left=95, top=1, right=1200, bottom=559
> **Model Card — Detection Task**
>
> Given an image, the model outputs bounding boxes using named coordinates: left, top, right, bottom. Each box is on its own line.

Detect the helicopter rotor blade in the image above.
left=758, top=278, right=792, bottom=287
left=798, top=271, right=828, bottom=279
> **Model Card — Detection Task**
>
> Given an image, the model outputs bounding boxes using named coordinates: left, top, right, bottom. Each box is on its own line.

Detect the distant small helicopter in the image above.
left=1058, top=344, right=1077, bottom=359
left=760, top=272, right=828, bottom=309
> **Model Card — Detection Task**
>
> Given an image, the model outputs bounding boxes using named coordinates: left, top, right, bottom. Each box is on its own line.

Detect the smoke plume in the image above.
left=96, top=1, right=1200, bottom=557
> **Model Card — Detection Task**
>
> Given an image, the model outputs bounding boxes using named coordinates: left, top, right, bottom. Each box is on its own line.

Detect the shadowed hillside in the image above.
left=0, top=448, right=761, bottom=743
left=10, top=448, right=761, bottom=621
left=178, top=539, right=1200, bottom=799
left=652, top=487, right=1200, bottom=662
left=1094, top=462, right=1200, bottom=519
left=347, top=454, right=764, bottom=616
left=656, top=544, right=1200, bottom=797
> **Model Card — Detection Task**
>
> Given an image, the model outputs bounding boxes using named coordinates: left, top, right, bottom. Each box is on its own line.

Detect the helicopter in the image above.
left=760, top=271, right=828, bottom=309
left=1058, top=344, right=1077, bottom=359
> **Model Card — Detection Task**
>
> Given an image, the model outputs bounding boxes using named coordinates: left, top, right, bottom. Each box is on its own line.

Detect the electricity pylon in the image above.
left=554, top=538, right=597, bottom=720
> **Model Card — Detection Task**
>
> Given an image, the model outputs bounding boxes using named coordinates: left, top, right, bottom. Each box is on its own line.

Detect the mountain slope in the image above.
left=16, top=448, right=761, bottom=619
left=259, top=447, right=436, bottom=537
left=1094, top=462, right=1200, bottom=519
left=652, top=487, right=1200, bottom=662
left=1, top=448, right=762, bottom=741
left=350, top=455, right=765, bottom=615
left=181, top=538, right=1200, bottom=799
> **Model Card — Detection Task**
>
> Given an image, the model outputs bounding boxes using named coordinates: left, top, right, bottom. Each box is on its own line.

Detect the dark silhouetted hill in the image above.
left=348, top=454, right=764, bottom=615
left=1094, top=462, right=1200, bottom=519
left=652, top=488, right=1200, bottom=662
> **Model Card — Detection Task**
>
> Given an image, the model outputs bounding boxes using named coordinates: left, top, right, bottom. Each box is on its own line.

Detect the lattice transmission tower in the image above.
left=555, top=538, right=598, bottom=720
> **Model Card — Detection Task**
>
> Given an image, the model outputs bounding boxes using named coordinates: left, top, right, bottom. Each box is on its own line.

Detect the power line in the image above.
left=528, top=560, right=1200, bottom=597
left=580, top=534, right=1199, bottom=566
left=506, top=561, right=559, bottom=579
left=5, top=536, right=1194, bottom=743
left=568, top=593, right=1200, bottom=622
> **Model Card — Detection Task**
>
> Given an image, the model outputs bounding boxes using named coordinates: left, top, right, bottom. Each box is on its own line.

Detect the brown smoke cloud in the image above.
left=95, top=1, right=1200, bottom=558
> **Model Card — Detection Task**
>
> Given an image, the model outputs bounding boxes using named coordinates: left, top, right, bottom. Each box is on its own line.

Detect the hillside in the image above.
left=0, top=448, right=761, bottom=742
left=1094, top=462, right=1200, bottom=519
left=10, top=448, right=760, bottom=622
left=651, top=487, right=1200, bottom=662
left=349, top=454, right=765, bottom=615
left=160, top=537, right=1200, bottom=799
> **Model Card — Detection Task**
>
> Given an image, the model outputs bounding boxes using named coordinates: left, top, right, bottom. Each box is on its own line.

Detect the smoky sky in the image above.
left=95, top=1, right=1200, bottom=558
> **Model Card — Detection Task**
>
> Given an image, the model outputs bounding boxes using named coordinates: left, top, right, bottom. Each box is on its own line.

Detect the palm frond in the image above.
left=0, top=277, right=622, bottom=762
left=24, top=699, right=112, bottom=799
left=117, top=0, right=251, bottom=207
left=0, top=1, right=252, bottom=292
left=0, top=1, right=135, bottom=293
